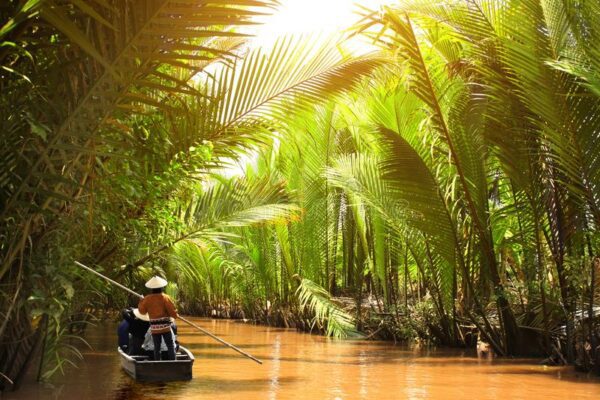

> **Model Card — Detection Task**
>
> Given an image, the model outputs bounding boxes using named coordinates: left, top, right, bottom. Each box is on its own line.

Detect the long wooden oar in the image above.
left=75, top=261, right=263, bottom=364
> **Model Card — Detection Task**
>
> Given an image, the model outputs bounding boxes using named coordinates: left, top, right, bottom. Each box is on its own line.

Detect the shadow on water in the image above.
left=191, top=352, right=365, bottom=365
left=185, top=376, right=303, bottom=393
left=110, top=376, right=303, bottom=399
left=479, top=368, right=600, bottom=384
left=254, top=328, right=292, bottom=333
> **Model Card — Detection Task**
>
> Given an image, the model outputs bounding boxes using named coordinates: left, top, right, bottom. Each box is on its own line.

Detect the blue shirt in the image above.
left=117, top=320, right=129, bottom=350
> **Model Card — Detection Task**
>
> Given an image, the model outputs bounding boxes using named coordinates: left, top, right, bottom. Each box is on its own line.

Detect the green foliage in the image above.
left=296, top=278, right=356, bottom=339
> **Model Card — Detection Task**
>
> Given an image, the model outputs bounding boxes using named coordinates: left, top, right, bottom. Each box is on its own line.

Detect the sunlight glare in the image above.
left=249, top=0, right=395, bottom=50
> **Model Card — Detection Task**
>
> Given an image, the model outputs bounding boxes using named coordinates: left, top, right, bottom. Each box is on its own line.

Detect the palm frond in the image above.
left=184, top=176, right=299, bottom=231
left=378, top=128, right=458, bottom=267
left=296, top=278, right=356, bottom=338
left=195, top=34, right=383, bottom=144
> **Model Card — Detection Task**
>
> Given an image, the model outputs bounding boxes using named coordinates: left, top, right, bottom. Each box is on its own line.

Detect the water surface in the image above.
left=8, top=318, right=600, bottom=399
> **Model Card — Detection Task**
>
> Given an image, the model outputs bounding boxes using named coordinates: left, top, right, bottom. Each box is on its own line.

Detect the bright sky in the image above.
left=248, top=0, right=394, bottom=50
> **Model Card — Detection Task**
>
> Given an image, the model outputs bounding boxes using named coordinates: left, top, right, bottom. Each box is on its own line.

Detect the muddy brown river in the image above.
left=6, top=318, right=600, bottom=399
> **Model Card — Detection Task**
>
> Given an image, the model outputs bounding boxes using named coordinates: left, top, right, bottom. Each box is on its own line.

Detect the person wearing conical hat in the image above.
left=138, top=276, right=178, bottom=361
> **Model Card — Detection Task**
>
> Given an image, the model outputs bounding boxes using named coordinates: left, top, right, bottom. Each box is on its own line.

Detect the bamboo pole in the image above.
left=75, top=261, right=263, bottom=364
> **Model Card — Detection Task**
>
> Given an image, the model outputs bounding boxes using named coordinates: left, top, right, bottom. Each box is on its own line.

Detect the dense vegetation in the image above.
left=1, top=0, right=599, bottom=390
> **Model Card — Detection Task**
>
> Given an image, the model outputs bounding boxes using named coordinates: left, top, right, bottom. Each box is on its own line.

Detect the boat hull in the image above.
left=118, top=346, right=194, bottom=382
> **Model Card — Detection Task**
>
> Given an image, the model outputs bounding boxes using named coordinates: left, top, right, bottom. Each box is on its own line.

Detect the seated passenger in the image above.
left=122, top=307, right=150, bottom=355
left=117, top=312, right=130, bottom=352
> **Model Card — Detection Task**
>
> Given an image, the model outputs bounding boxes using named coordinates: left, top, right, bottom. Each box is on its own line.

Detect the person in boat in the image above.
left=117, top=310, right=130, bottom=352
left=138, top=276, right=178, bottom=361
left=118, top=307, right=151, bottom=355
left=129, top=308, right=151, bottom=355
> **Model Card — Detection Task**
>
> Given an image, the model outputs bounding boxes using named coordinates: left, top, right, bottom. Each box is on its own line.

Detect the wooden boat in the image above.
left=118, top=346, right=195, bottom=382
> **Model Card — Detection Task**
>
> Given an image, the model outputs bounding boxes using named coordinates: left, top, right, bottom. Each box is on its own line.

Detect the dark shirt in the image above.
left=117, top=320, right=129, bottom=350
left=122, top=308, right=150, bottom=338
left=129, top=318, right=150, bottom=339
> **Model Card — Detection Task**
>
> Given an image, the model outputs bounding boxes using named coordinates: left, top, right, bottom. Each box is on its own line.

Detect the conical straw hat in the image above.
left=132, top=308, right=149, bottom=321
left=145, top=275, right=168, bottom=289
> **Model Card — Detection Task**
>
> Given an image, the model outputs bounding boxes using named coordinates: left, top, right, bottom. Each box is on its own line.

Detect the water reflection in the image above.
left=268, top=334, right=280, bottom=400
left=7, top=318, right=600, bottom=400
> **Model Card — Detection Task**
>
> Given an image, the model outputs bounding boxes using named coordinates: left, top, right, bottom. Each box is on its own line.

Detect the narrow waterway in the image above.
left=7, top=317, right=600, bottom=400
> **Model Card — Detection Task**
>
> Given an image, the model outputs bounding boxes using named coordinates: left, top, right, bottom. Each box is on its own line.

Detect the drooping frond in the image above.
left=195, top=34, right=383, bottom=145
left=296, top=278, right=356, bottom=339
left=130, top=174, right=298, bottom=267
left=377, top=127, right=458, bottom=267
left=183, top=176, right=299, bottom=233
